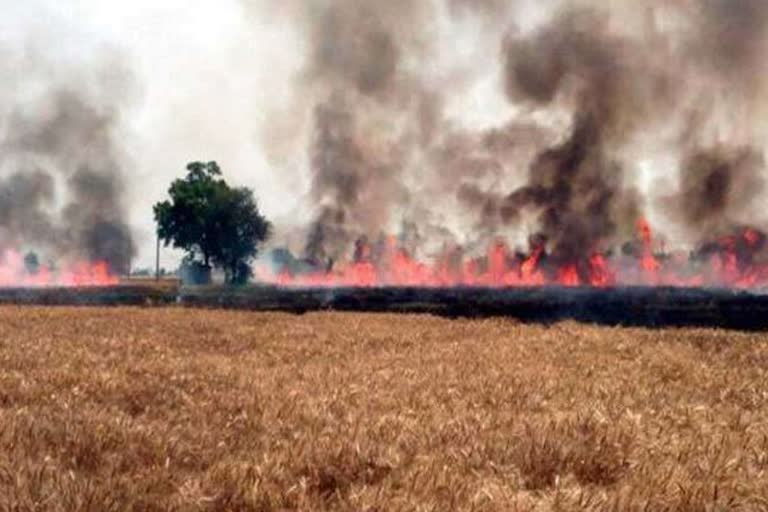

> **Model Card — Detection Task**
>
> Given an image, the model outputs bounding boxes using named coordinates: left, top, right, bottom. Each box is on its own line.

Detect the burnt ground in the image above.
left=1, top=285, right=768, bottom=330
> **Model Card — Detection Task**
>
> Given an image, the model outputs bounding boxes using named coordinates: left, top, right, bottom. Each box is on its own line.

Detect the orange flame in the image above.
left=0, top=250, right=119, bottom=287
left=256, top=219, right=768, bottom=290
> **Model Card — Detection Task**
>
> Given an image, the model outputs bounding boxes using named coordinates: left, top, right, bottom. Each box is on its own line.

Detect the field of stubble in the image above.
left=1, top=307, right=768, bottom=511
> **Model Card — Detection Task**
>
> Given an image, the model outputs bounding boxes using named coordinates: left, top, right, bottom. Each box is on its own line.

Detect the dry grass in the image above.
left=1, top=307, right=768, bottom=511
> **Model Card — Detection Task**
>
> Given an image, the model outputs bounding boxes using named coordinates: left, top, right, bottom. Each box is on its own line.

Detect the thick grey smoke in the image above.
left=494, top=1, right=768, bottom=264
left=294, top=0, right=438, bottom=263
left=649, top=0, right=768, bottom=245
left=0, top=51, right=137, bottom=274
left=0, top=169, right=57, bottom=246
left=249, top=0, right=768, bottom=266
left=492, top=6, right=677, bottom=272
left=692, top=0, right=768, bottom=91
left=664, top=147, right=765, bottom=240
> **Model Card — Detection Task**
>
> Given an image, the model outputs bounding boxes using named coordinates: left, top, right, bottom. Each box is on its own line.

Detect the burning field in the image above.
left=2, top=307, right=768, bottom=510
left=5, top=0, right=768, bottom=304
left=259, top=221, right=768, bottom=289
left=252, top=0, right=768, bottom=296
left=0, top=251, right=120, bottom=287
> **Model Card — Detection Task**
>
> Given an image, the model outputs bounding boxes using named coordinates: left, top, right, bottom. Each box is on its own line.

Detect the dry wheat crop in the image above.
left=1, top=307, right=768, bottom=511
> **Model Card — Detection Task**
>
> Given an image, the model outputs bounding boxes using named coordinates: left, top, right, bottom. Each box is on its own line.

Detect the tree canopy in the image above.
left=153, top=161, right=271, bottom=284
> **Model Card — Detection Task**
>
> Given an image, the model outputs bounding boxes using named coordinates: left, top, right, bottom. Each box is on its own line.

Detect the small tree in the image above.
left=154, top=161, right=271, bottom=285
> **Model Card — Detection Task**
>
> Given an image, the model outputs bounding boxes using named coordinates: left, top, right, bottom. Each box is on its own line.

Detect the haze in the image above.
left=3, top=0, right=767, bottom=275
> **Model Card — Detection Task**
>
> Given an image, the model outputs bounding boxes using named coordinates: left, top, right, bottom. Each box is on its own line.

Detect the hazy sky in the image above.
left=3, top=0, right=541, bottom=269
left=3, top=0, right=308, bottom=269
left=6, top=0, right=767, bottom=280
left=9, top=0, right=705, bottom=271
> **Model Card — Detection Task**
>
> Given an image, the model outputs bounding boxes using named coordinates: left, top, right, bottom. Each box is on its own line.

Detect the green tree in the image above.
left=153, top=161, right=271, bottom=284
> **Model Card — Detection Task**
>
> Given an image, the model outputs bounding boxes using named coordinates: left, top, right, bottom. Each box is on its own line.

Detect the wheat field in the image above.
left=1, top=306, right=767, bottom=511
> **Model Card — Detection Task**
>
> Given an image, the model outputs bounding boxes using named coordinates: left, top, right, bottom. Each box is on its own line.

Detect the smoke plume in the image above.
left=247, top=0, right=768, bottom=268
left=665, top=146, right=765, bottom=239
left=293, top=0, right=438, bottom=263
left=665, top=0, right=768, bottom=241
left=492, top=6, right=678, bottom=273
left=0, top=50, right=137, bottom=274
left=0, top=169, right=57, bottom=246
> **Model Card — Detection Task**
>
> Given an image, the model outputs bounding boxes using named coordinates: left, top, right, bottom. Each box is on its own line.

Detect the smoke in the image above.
left=0, top=49, right=137, bottom=274
left=494, top=1, right=768, bottom=262
left=692, top=0, right=768, bottom=90
left=665, top=0, right=768, bottom=241
left=665, top=146, right=766, bottom=239
left=287, top=0, right=439, bottom=263
left=446, top=0, right=516, bottom=20
left=65, top=166, right=135, bottom=272
left=303, top=0, right=420, bottom=97
left=490, top=6, right=678, bottom=272
left=0, top=169, right=57, bottom=247
left=245, top=0, right=768, bottom=268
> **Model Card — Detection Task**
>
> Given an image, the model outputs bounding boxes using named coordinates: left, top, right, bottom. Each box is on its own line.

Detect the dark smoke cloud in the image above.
left=291, top=0, right=439, bottom=262
left=0, top=52, right=137, bottom=274
left=64, top=166, right=135, bottom=272
left=502, top=116, right=639, bottom=266
left=306, top=2, right=404, bottom=97
left=503, top=7, right=677, bottom=139
left=663, top=0, right=768, bottom=239
left=692, top=0, right=768, bottom=88
left=443, top=121, right=552, bottom=236
left=0, top=169, right=57, bottom=247
left=304, top=98, right=368, bottom=262
left=491, top=6, right=673, bottom=270
left=250, top=0, right=768, bottom=266
left=664, top=146, right=765, bottom=237
left=492, top=1, right=768, bottom=265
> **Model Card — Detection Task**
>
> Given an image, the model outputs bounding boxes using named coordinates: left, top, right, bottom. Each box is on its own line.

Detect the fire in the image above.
left=588, top=252, right=614, bottom=287
left=520, top=246, right=545, bottom=284
left=258, top=219, right=768, bottom=290
left=637, top=218, right=661, bottom=278
left=0, top=250, right=119, bottom=287
left=557, top=264, right=580, bottom=287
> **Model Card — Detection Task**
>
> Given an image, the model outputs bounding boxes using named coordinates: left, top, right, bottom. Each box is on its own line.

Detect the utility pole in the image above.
left=155, top=234, right=161, bottom=281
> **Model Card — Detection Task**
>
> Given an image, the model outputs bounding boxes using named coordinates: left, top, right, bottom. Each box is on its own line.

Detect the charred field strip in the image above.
left=1, top=284, right=768, bottom=330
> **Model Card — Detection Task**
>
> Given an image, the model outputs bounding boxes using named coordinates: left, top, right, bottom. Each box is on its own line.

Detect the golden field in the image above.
left=1, top=307, right=768, bottom=511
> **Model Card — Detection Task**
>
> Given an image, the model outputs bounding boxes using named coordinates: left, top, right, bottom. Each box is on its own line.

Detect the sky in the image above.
left=5, top=0, right=694, bottom=272
left=2, top=0, right=541, bottom=270
left=2, top=0, right=308, bottom=270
